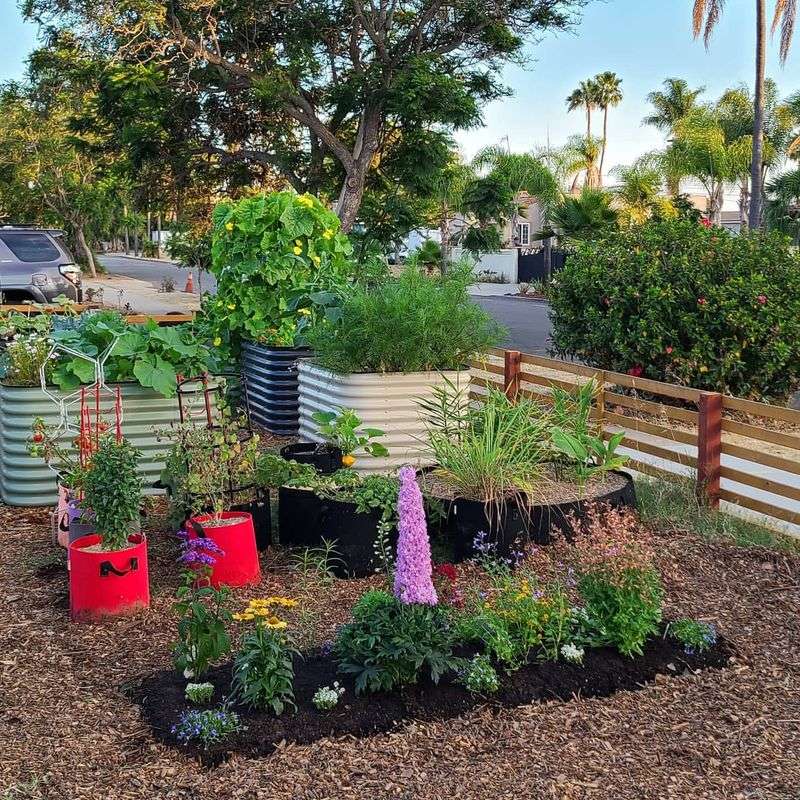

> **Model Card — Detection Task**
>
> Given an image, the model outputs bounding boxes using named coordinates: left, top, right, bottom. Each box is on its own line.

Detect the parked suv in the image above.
left=0, top=226, right=81, bottom=303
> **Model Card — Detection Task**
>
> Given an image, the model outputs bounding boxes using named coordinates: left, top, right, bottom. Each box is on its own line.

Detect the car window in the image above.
left=0, top=232, right=61, bottom=262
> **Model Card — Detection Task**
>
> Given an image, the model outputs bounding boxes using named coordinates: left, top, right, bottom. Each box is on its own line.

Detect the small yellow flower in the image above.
left=298, top=308, right=311, bottom=316
left=225, top=221, right=234, bottom=231
left=311, top=255, right=321, bottom=266
left=252, top=608, right=270, bottom=617
left=297, top=195, right=314, bottom=208
left=699, top=365, right=709, bottom=373
left=322, top=228, right=334, bottom=240
left=213, top=336, right=221, bottom=347
left=341, top=454, right=356, bottom=468
left=265, top=617, right=288, bottom=630
left=248, top=599, right=270, bottom=607
left=293, top=246, right=303, bottom=255
left=227, top=303, right=236, bottom=310
left=295, top=239, right=302, bottom=246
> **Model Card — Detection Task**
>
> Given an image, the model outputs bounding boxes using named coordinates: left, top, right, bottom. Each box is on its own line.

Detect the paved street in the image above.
left=472, top=295, right=553, bottom=354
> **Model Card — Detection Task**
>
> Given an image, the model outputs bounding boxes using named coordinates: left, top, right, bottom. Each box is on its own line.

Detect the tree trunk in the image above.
left=440, top=207, right=451, bottom=274
left=749, top=0, right=766, bottom=229
left=75, top=225, right=97, bottom=279
left=739, top=178, right=750, bottom=229
left=544, top=236, right=553, bottom=281
left=709, top=183, right=724, bottom=225
left=586, top=105, right=591, bottom=139
left=156, top=212, right=162, bottom=257
left=599, top=106, right=609, bottom=185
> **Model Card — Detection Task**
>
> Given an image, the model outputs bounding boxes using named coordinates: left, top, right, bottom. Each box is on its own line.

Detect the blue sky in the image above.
left=2, top=0, right=799, bottom=175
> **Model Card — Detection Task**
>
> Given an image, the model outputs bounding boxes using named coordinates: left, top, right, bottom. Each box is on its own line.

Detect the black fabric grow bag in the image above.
left=447, top=470, right=637, bottom=561
left=278, top=487, right=396, bottom=578
left=280, top=442, right=343, bottom=475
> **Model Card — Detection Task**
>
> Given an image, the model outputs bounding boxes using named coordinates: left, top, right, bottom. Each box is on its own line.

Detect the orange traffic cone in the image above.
left=183, top=271, right=194, bottom=293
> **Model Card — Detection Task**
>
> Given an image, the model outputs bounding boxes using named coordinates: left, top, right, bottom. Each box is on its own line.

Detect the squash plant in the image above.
left=208, top=191, right=354, bottom=349
left=51, top=312, right=210, bottom=397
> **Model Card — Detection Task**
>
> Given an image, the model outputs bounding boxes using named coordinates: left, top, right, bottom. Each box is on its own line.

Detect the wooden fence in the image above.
left=469, top=348, right=800, bottom=533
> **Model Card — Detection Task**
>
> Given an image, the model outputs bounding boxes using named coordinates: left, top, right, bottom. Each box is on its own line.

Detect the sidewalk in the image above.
left=83, top=274, right=202, bottom=315
left=469, top=282, right=521, bottom=296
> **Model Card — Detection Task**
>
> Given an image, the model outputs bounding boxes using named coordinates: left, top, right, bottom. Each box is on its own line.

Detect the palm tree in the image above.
left=765, top=167, right=800, bottom=242
left=643, top=78, right=705, bottom=133
left=550, top=187, right=619, bottom=239
left=595, top=71, right=623, bottom=180
left=566, top=79, right=600, bottom=139
left=612, top=164, right=666, bottom=225
left=693, top=0, right=797, bottom=228
left=552, top=135, right=603, bottom=191
left=430, top=158, right=475, bottom=269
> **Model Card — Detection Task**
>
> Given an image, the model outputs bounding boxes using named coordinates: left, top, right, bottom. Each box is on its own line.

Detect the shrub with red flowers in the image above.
left=549, top=220, right=800, bottom=398
left=554, top=504, right=663, bottom=657
left=432, top=563, right=463, bottom=607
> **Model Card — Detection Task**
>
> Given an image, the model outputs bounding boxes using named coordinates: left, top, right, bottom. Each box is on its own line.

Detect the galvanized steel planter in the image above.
left=297, top=361, right=469, bottom=474
left=241, top=342, right=312, bottom=435
left=0, top=382, right=211, bottom=507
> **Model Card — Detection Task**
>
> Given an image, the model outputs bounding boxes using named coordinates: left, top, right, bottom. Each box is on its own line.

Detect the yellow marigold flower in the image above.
left=213, top=336, right=221, bottom=347
left=293, top=246, right=303, bottom=255
left=322, top=228, right=334, bottom=240
left=252, top=608, right=270, bottom=617
left=266, top=618, right=288, bottom=630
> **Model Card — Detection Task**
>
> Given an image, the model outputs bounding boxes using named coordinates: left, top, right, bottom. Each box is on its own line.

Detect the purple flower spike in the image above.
left=393, top=466, right=437, bottom=606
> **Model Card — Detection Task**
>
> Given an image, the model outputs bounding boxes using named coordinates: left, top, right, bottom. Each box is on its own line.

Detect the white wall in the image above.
left=451, top=247, right=518, bottom=283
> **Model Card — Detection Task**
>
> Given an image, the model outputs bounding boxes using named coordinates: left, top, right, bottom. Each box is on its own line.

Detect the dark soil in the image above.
left=134, top=631, right=733, bottom=766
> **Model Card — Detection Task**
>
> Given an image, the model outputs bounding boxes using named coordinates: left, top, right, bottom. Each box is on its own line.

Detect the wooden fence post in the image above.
left=697, top=392, right=723, bottom=508
left=504, top=350, right=521, bottom=402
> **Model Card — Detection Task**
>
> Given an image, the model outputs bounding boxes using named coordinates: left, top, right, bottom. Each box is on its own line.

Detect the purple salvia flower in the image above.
left=393, top=466, right=437, bottom=606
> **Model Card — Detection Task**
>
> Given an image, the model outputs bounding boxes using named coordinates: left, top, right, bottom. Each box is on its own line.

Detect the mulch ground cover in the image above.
left=1, top=497, right=799, bottom=799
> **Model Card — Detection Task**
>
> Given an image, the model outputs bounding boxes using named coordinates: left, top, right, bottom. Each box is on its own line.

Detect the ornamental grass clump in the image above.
left=393, top=466, right=437, bottom=606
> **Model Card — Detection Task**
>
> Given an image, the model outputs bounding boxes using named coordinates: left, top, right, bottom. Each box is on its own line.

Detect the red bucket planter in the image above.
left=186, top=511, right=260, bottom=588
left=68, top=533, right=150, bottom=622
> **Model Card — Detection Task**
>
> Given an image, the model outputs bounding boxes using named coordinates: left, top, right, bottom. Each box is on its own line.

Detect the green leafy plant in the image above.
left=311, top=408, right=389, bottom=463
left=173, top=540, right=232, bottom=679
left=558, top=505, right=664, bottom=657
left=668, top=618, right=718, bottom=654
left=50, top=311, right=210, bottom=396
left=209, top=191, right=354, bottom=351
left=548, top=382, right=628, bottom=484
left=334, top=589, right=458, bottom=694
left=231, top=598, right=299, bottom=715
left=81, top=436, right=142, bottom=551
left=457, top=654, right=500, bottom=694
left=0, top=332, right=55, bottom=386
left=184, top=682, right=215, bottom=705
left=172, top=704, right=242, bottom=749
left=254, top=452, right=319, bottom=489
left=549, top=220, right=800, bottom=399
left=306, top=262, right=504, bottom=374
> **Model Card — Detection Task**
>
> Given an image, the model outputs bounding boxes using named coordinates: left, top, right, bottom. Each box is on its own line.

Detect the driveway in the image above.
left=471, top=294, right=553, bottom=355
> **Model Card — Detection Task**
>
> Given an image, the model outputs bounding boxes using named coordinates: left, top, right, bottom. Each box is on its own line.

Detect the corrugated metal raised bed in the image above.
left=242, top=342, right=312, bottom=435
left=0, top=381, right=215, bottom=507
left=297, top=361, right=469, bottom=474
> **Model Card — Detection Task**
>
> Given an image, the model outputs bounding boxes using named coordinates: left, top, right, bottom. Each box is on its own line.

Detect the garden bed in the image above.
left=134, top=630, right=733, bottom=766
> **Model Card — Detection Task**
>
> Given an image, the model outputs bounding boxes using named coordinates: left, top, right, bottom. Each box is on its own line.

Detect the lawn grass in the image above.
left=634, top=475, right=800, bottom=553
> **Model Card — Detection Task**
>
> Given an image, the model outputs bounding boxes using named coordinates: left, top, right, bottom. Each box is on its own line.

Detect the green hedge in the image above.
left=549, top=220, right=800, bottom=399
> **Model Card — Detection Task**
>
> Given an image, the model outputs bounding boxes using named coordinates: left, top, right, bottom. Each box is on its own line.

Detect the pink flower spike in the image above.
left=757, top=294, right=767, bottom=305
left=393, top=466, right=438, bottom=606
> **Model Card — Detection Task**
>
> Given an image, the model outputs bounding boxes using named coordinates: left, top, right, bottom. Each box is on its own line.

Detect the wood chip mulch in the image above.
left=1, top=501, right=799, bottom=800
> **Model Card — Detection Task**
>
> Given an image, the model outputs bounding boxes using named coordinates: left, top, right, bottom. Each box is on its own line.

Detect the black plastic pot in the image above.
left=280, top=442, right=343, bottom=475
left=230, top=492, right=272, bottom=552
left=278, top=487, right=396, bottom=578
left=241, top=342, right=312, bottom=435
left=447, top=470, right=637, bottom=561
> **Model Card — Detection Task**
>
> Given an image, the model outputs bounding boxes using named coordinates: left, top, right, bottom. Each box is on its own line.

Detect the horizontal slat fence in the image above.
left=468, top=349, right=800, bottom=535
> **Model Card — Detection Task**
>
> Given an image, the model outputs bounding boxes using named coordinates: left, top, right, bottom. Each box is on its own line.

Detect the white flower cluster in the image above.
left=561, top=643, right=585, bottom=664
left=184, top=681, right=215, bottom=704
left=312, top=682, right=345, bottom=711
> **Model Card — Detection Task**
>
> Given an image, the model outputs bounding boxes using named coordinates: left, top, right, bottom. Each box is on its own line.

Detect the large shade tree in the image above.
left=25, top=0, right=584, bottom=231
